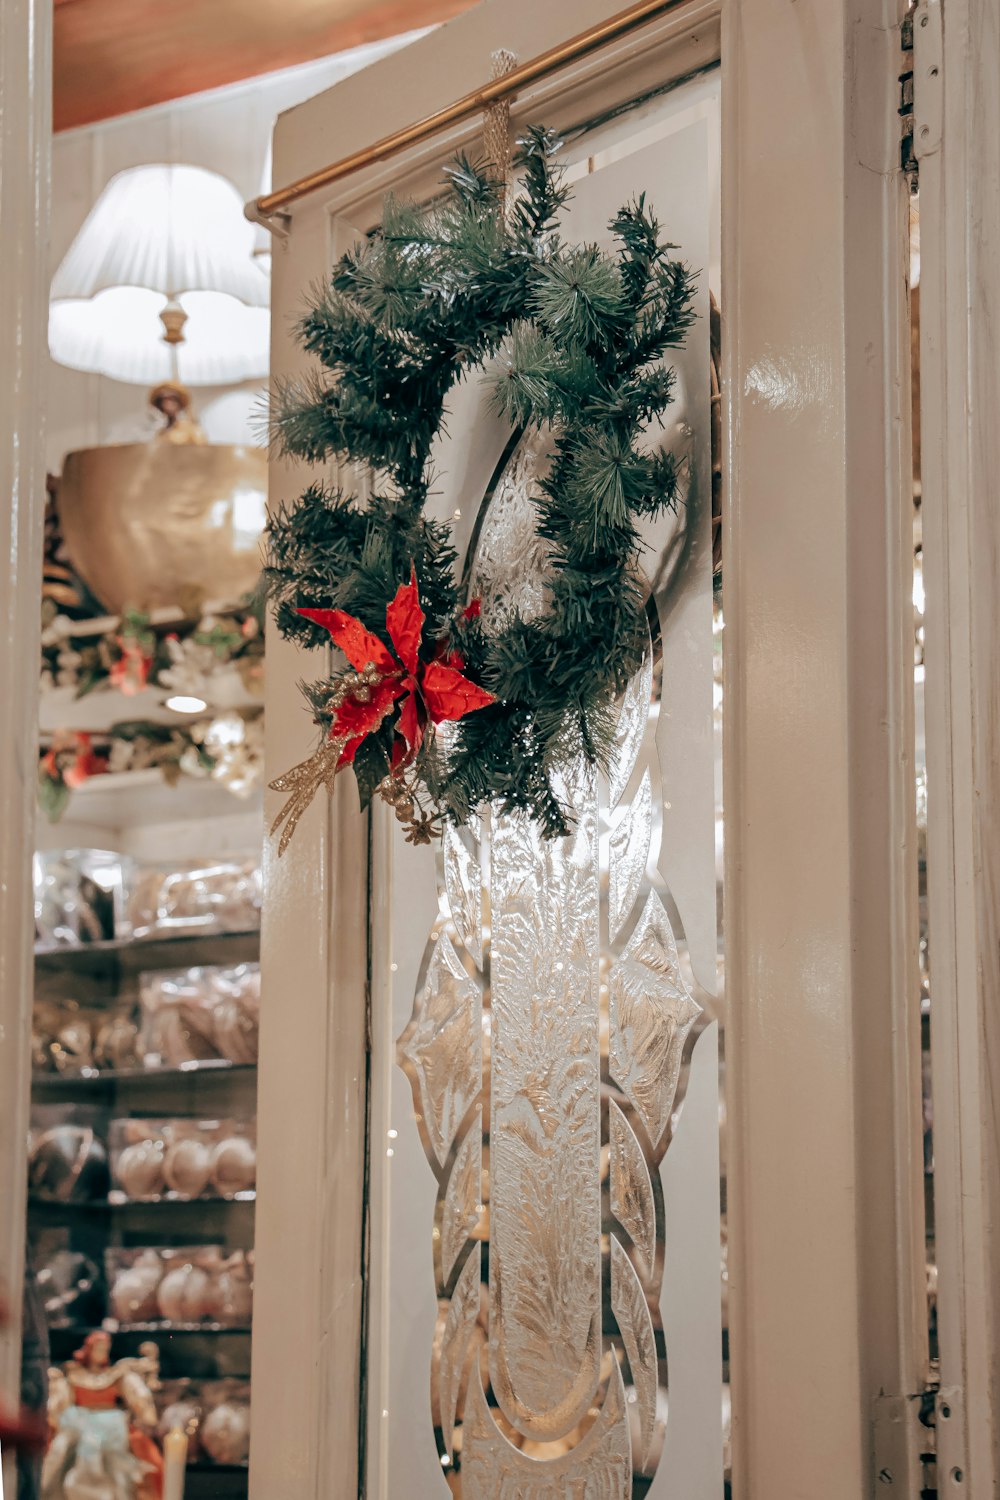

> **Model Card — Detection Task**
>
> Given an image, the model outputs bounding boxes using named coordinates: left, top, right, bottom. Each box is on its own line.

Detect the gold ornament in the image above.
left=268, top=738, right=347, bottom=856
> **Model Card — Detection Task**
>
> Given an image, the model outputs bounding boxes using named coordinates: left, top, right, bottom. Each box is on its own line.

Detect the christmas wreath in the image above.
left=266, top=126, right=695, bottom=850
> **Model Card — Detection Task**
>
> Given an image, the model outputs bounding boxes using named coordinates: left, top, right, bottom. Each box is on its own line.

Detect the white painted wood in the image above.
left=918, top=0, right=1000, bottom=1491
left=255, top=0, right=928, bottom=1493
left=0, top=0, right=51, bottom=1473
left=721, top=1, right=926, bottom=1494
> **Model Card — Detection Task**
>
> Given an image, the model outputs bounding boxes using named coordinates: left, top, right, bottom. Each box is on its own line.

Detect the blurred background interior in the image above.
left=27, top=8, right=475, bottom=1499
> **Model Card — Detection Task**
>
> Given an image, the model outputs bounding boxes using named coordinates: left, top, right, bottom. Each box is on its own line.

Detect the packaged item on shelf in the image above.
left=126, top=854, right=262, bottom=939
left=110, top=1118, right=256, bottom=1201
left=199, top=1379, right=251, bottom=1465
left=33, top=848, right=132, bottom=948
left=138, top=964, right=260, bottom=1068
left=138, top=972, right=222, bottom=1067
left=205, top=1251, right=254, bottom=1328
left=107, top=1248, right=165, bottom=1324
left=28, top=1107, right=110, bottom=1202
left=208, top=1125, right=257, bottom=1196
left=34, top=1244, right=104, bottom=1329
left=93, top=1001, right=141, bottom=1072
left=32, top=996, right=118, bottom=1076
left=105, top=1246, right=226, bottom=1328
left=210, top=962, right=260, bottom=1064
left=155, top=1380, right=203, bottom=1461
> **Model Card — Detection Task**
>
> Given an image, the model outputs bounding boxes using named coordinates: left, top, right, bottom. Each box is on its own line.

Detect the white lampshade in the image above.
left=49, top=164, right=270, bottom=386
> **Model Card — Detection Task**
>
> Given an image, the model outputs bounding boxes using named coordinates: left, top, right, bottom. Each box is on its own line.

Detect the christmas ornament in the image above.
left=271, top=569, right=493, bottom=851
left=267, top=127, right=695, bottom=842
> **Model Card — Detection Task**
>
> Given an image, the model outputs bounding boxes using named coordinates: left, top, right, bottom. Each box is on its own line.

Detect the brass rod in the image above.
left=249, top=0, right=690, bottom=224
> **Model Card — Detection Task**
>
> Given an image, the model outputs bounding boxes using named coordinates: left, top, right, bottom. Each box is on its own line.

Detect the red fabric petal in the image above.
left=420, top=660, right=495, bottom=724
left=461, top=598, right=482, bottom=621
left=297, top=608, right=395, bottom=673
left=397, top=688, right=426, bottom=754
left=390, top=735, right=412, bottom=770
left=385, top=566, right=425, bottom=676
left=332, top=676, right=405, bottom=752
left=338, top=735, right=366, bottom=766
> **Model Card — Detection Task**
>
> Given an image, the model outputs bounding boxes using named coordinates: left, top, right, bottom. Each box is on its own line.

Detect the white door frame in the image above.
left=918, top=0, right=1000, bottom=1492
left=251, top=2, right=926, bottom=1496
left=0, top=0, right=51, bottom=1473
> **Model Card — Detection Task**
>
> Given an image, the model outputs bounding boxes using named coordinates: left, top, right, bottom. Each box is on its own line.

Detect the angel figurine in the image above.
left=42, top=1331, right=164, bottom=1500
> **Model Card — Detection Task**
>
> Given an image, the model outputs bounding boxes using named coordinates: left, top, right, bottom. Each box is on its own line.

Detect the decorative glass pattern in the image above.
left=395, top=424, right=709, bottom=1494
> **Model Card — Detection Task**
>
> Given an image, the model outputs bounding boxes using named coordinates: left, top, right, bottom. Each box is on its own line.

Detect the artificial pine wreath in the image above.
left=265, top=126, right=696, bottom=850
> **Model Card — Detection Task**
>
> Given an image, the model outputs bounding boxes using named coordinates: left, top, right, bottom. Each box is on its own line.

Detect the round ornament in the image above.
left=209, top=1136, right=256, bottom=1196
left=157, top=1263, right=211, bottom=1324
left=117, top=1138, right=166, bottom=1199
left=201, top=1401, right=251, bottom=1465
left=163, top=1138, right=212, bottom=1198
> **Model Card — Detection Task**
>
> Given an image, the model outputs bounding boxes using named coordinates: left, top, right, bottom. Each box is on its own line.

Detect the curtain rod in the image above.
left=247, top=0, right=690, bottom=229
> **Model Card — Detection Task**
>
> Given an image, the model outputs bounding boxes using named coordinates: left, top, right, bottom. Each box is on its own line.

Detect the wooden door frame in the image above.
left=918, top=0, right=1000, bottom=1491
left=251, top=2, right=925, bottom=1496
left=0, top=0, right=51, bottom=1481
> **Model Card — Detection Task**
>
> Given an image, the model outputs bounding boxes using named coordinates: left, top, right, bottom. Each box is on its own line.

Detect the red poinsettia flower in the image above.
left=298, top=567, right=494, bottom=768
left=109, top=638, right=152, bottom=696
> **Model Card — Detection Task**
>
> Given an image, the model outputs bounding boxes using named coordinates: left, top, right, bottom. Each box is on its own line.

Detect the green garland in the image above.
left=266, top=127, right=695, bottom=838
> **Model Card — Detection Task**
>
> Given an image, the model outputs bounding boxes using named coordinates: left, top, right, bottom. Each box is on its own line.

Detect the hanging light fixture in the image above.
left=50, top=163, right=270, bottom=616
left=49, top=163, right=269, bottom=385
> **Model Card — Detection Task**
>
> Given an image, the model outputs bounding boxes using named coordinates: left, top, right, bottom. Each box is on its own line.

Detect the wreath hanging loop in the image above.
left=265, top=125, right=697, bottom=848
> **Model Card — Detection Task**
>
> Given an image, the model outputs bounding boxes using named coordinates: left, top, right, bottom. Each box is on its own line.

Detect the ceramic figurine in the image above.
left=42, top=1331, right=164, bottom=1500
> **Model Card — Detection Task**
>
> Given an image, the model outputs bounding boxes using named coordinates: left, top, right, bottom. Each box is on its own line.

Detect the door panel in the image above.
left=366, top=80, right=723, bottom=1499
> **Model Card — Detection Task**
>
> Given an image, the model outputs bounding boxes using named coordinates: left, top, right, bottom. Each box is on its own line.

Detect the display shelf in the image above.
left=35, top=926, right=260, bottom=973
left=29, top=1192, right=256, bottom=1213
left=31, top=1063, right=257, bottom=1105
left=48, top=1322, right=252, bottom=1339
left=36, top=767, right=263, bottom=835
left=39, top=670, right=260, bottom=736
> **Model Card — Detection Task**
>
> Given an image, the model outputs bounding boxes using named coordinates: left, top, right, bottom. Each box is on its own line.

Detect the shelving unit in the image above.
left=31, top=775, right=262, bottom=1497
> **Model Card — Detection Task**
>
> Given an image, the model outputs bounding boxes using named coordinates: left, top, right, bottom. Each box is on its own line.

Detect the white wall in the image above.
left=47, top=33, right=420, bottom=470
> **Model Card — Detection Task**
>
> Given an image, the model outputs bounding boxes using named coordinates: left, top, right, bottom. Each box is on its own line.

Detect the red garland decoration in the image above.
left=270, top=568, right=493, bottom=851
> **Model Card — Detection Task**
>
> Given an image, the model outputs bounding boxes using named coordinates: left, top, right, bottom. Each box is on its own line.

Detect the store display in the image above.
left=266, top=128, right=695, bottom=847
left=29, top=795, right=258, bottom=1500
left=127, top=855, right=261, bottom=939
left=138, top=964, right=260, bottom=1069
left=105, top=1247, right=253, bottom=1329
left=110, top=1120, right=256, bottom=1201
left=33, top=848, right=129, bottom=948
left=43, top=1331, right=163, bottom=1500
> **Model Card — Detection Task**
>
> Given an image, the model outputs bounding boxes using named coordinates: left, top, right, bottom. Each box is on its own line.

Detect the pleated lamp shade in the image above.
left=49, top=164, right=270, bottom=385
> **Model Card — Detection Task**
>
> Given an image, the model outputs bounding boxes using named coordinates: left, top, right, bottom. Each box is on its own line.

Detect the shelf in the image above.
left=29, top=1192, right=256, bottom=1213
left=39, top=670, right=261, bottom=736
left=37, top=768, right=263, bottom=834
left=35, top=927, right=260, bottom=978
left=48, top=1321, right=252, bottom=1338
left=33, top=1062, right=257, bottom=1110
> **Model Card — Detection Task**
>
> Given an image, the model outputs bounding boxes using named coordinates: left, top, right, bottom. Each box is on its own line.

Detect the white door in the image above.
left=250, top=4, right=927, bottom=1498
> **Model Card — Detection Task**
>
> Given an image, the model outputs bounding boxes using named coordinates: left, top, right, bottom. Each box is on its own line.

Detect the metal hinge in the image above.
left=901, top=0, right=944, bottom=187
left=873, top=1392, right=926, bottom=1491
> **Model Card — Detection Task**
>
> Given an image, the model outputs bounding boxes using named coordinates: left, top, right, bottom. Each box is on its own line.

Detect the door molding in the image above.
left=918, top=0, right=1000, bottom=1490
left=0, top=0, right=51, bottom=1465
left=722, top=1, right=924, bottom=1494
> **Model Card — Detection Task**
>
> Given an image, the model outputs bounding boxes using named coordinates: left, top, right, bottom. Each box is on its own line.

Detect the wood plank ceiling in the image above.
left=53, top=0, right=478, bottom=131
